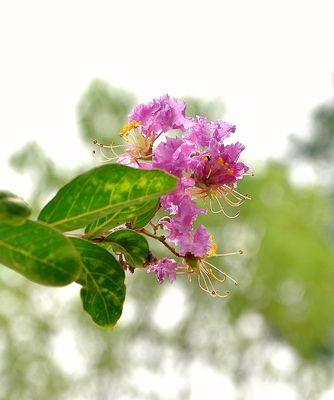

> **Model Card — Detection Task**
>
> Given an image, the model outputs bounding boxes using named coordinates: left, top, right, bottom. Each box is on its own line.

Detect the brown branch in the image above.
left=137, top=228, right=182, bottom=258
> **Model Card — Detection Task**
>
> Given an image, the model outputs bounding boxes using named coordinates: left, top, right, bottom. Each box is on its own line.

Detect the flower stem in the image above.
left=137, top=228, right=182, bottom=258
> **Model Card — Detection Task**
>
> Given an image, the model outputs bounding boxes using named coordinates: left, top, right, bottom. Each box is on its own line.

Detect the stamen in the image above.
left=99, top=145, right=114, bottom=160
left=93, top=139, right=127, bottom=149
left=138, top=153, right=153, bottom=160
left=231, top=188, right=252, bottom=200
left=108, top=143, right=128, bottom=158
left=92, top=150, right=119, bottom=163
left=217, top=188, right=246, bottom=207
left=152, top=130, right=164, bottom=143
left=92, top=139, right=129, bottom=160
left=209, top=196, right=240, bottom=219
left=203, top=260, right=238, bottom=286
left=201, top=266, right=230, bottom=298
left=207, top=267, right=227, bottom=284
left=225, top=189, right=243, bottom=202
left=200, top=268, right=216, bottom=296
left=119, top=121, right=141, bottom=137
left=213, top=289, right=230, bottom=298
left=206, top=167, right=213, bottom=179
left=208, top=250, right=243, bottom=257
left=198, top=271, right=211, bottom=294
left=221, top=184, right=250, bottom=201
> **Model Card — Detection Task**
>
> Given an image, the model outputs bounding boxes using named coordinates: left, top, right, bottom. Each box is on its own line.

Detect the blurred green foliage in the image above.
left=226, top=164, right=334, bottom=360
left=292, top=100, right=334, bottom=185
left=1, top=81, right=334, bottom=399
left=183, top=96, right=225, bottom=120
left=10, top=142, right=71, bottom=211
left=77, top=79, right=135, bottom=144
left=0, top=270, right=70, bottom=400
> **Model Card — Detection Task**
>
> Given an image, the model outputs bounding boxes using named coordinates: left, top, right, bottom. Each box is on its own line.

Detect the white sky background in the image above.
left=1, top=1, right=334, bottom=399
left=1, top=0, right=334, bottom=197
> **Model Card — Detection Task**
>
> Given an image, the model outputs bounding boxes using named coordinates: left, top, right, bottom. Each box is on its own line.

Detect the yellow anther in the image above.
left=216, top=157, right=229, bottom=167
left=206, top=236, right=217, bottom=257
left=119, top=121, right=141, bottom=137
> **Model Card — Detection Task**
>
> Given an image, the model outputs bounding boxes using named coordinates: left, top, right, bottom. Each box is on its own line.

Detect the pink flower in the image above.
left=191, top=140, right=249, bottom=188
left=179, top=225, right=211, bottom=257
left=153, top=137, right=195, bottom=177
left=160, top=179, right=206, bottom=244
left=93, top=95, right=250, bottom=291
left=185, top=116, right=235, bottom=147
left=147, top=258, right=179, bottom=284
left=212, top=120, right=236, bottom=142
left=118, top=153, right=153, bottom=169
left=221, top=142, right=246, bottom=162
left=117, top=153, right=134, bottom=166
left=129, top=95, right=188, bottom=135
left=162, top=192, right=206, bottom=243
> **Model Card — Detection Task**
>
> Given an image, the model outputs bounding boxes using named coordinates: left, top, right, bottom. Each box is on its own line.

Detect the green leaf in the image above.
left=84, top=199, right=159, bottom=237
left=0, top=190, right=31, bottom=225
left=71, top=238, right=126, bottom=327
left=38, top=164, right=177, bottom=233
left=101, top=229, right=149, bottom=268
left=0, top=220, right=81, bottom=286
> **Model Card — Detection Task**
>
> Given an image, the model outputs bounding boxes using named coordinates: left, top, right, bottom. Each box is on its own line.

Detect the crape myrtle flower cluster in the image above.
left=93, top=95, right=251, bottom=298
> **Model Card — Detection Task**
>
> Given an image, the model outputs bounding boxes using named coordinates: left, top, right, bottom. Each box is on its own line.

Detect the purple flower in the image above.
left=93, top=95, right=250, bottom=295
left=162, top=193, right=206, bottom=243
left=185, top=116, right=235, bottom=147
left=211, top=119, right=236, bottom=142
left=129, top=95, right=188, bottom=135
left=147, top=258, right=179, bottom=284
left=190, top=139, right=249, bottom=188
left=117, top=153, right=153, bottom=169
left=179, top=225, right=211, bottom=257
left=221, top=142, right=246, bottom=162
left=160, top=180, right=206, bottom=244
left=153, top=137, right=195, bottom=177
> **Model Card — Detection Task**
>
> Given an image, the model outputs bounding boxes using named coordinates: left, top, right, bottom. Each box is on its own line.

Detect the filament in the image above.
left=138, top=153, right=153, bottom=159
left=217, top=188, right=246, bottom=207
left=204, top=264, right=227, bottom=284
left=208, top=250, right=243, bottom=257
left=108, top=143, right=127, bottom=158
left=92, top=151, right=119, bottom=163
left=222, top=184, right=251, bottom=202
left=200, top=266, right=230, bottom=298
left=209, top=196, right=240, bottom=219
left=99, top=146, right=114, bottom=160
left=231, top=188, right=252, bottom=200
left=204, top=274, right=230, bottom=298
left=203, top=260, right=238, bottom=286
left=206, top=167, right=213, bottom=179
left=200, top=268, right=216, bottom=295
left=215, top=195, right=240, bottom=218
left=152, top=130, right=164, bottom=143
left=92, top=139, right=129, bottom=160
left=198, top=271, right=211, bottom=294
